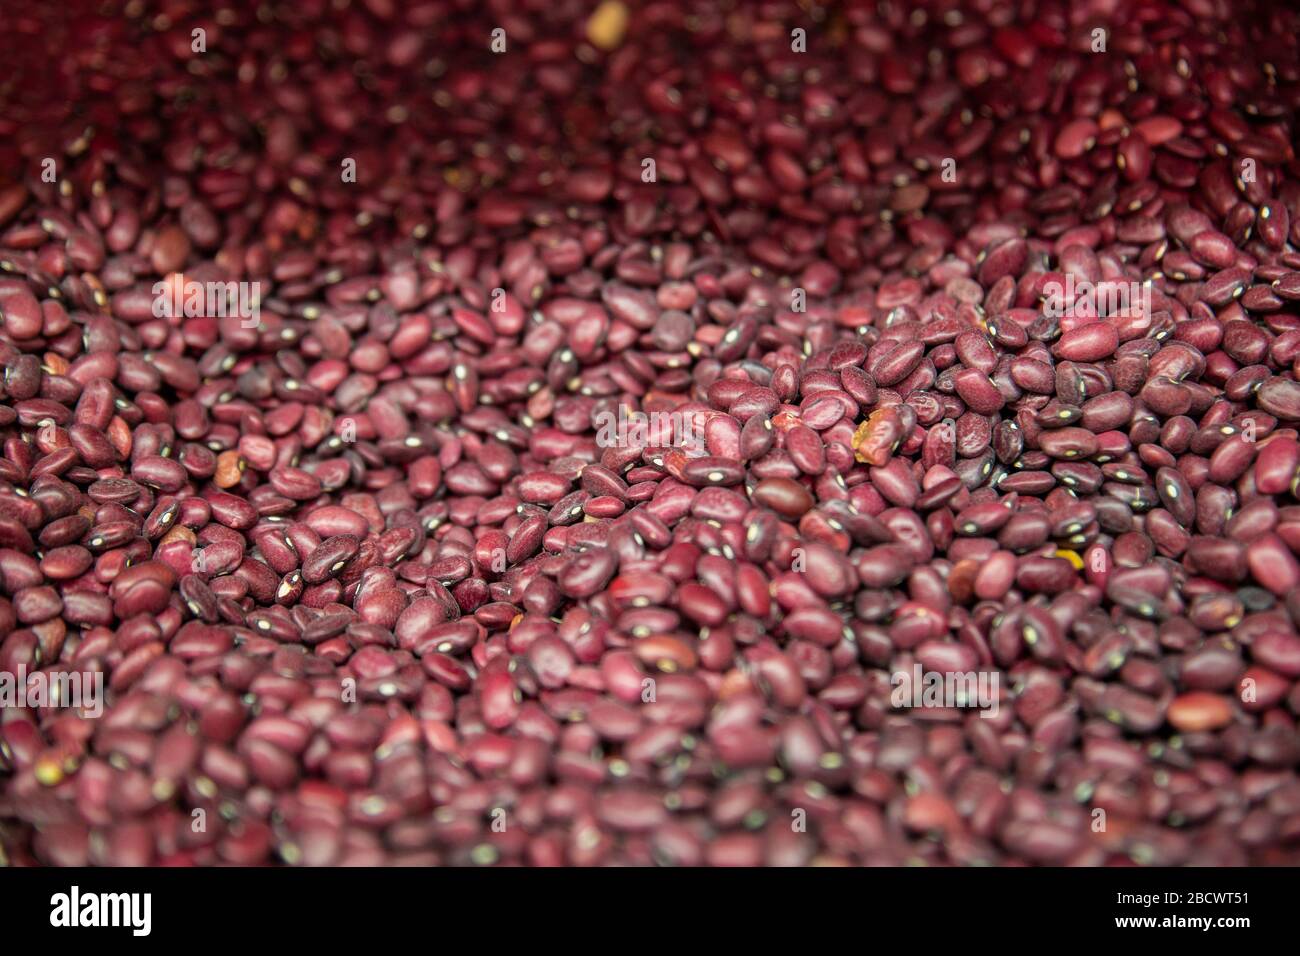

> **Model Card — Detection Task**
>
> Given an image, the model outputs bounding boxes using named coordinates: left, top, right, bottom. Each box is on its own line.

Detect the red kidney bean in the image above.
left=1053, top=322, right=1119, bottom=362
left=952, top=368, right=1005, bottom=415
left=1246, top=535, right=1300, bottom=596
left=301, top=535, right=361, bottom=585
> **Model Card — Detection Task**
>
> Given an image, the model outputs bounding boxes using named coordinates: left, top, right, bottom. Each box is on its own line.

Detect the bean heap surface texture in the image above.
left=1, top=0, right=1300, bottom=866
